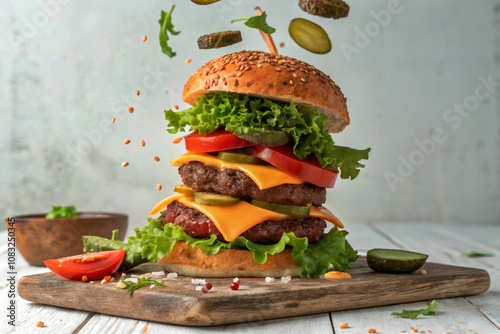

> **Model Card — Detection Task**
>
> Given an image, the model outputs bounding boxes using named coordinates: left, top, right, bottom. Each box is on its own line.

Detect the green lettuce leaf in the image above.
left=164, top=92, right=370, bottom=180
left=82, top=218, right=357, bottom=278
left=391, top=300, right=438, bottom=320
left=45, top=205, right=78, bottom=219
left=158, top=5, right=180, bottom=58
left=231, top=12, right=276, bottom=34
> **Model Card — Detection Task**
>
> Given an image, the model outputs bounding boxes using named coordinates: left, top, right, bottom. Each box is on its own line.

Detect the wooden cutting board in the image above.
left=18, top=258, right=490, bottom=326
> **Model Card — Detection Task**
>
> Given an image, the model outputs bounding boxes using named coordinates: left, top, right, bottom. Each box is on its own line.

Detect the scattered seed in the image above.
left=172, top=136, right=183, bottom=144
left=324, top=271, right=352, bottom=280
left=185, top=58, right=192, bottom=64
left=128, top=106, right=134, bottom=113
left=111, top=117, right=116, bottom=124
left=173, top=103, right=179, bottom=110
left=279, top=41, right=285, bottom=48
left=121, top=161, right=129, bottom=167
left=124, top=139, right=131, bottom=145
left=156, top=184, right=162, bottom=191
left=153, top=155, right=160, bottom=162
left=419, top=269, right=427, bottom=275
left=140, top=139, right=146, bottom=147
left=142, top=34, right=148, bottom=42
left=136, top=90, right=141, bottom=96
left=36, top=321, right=45, bottom=328
left=81, top=275, right=88, bottom=283
left=368, top=329, right=377, bottom=333
left=201, top=286, right=209, bottom=293
left=339, top=322, right=349, bottom=329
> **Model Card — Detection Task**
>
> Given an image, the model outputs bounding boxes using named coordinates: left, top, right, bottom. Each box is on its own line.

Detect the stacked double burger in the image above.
left=149, top=50, right=369, bottom=278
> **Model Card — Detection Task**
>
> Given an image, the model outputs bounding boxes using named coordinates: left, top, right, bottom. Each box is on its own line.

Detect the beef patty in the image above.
left=164, top=201, right=326, bottom=244
left=178, top=162, right=326, bottom=207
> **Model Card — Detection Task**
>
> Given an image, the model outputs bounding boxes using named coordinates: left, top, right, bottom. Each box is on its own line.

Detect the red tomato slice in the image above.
left=249, top=145, right=339, bottom=188
left=184, top=129, right=255, bottom=152
left=44, top=250, right=125, bottom=281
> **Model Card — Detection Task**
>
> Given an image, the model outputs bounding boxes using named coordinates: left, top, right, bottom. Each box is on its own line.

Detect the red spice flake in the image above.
left=279, top=41, right=285, bottom=48
left=205, top=282, right=213, bottom=290
left=128, top=106, right=135, bottom=113
left=153, top=155, right=160, bottom=162
left=103, top=275, right=111, bottom=282
left=230, top=282, right=239, bottom=290
left=142, top=34, right=148, bottom=42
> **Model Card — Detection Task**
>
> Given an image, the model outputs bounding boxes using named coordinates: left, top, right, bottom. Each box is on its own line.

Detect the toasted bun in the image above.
left=157, top=241, right=301, bottom=278
left=182, top=50, right=349, bottom=133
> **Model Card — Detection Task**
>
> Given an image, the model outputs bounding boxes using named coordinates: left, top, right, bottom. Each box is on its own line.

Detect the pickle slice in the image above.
left=191, top=0, right=220, bottom=5
left=217, top=152, right=268, bottom=165
left=197, top=30, right=242, bottom=49
left=366, top=249, right=429, bottom=274
left=193, top=192, right=240, bottom=205
left=251, top=200, right=310, bottom=217
left=173, top=185, right=194, bottom=196
left=288, top=18, right=331, bottom=54
left=238, top=131, right=290, bottom=147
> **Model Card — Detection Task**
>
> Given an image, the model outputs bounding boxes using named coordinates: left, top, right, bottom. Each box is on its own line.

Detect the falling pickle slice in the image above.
left=193, top=192, right=240, bottom=206
left=217, top=152, right=268, bottom=165
left=251, top=200, right=311, bottom=217
left=197, top=31, right=242, bottom=49
left=238, top=131, right=290, bottom=147
left=174, top=185, right=194, bottom=196
left=191, top=0, right=220, bottom=5
left=288, top=18, right=331, bottom=54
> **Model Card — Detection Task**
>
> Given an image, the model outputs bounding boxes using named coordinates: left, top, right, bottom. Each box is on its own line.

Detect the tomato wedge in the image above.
left=184, top=129, right=255, bottom=152
left=44, top=250, right=125, bottom=281
left=249, top=145, right=339, bottom=188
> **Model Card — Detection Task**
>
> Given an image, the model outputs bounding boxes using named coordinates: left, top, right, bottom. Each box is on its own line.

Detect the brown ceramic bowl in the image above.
left=5, top=212, right=128, bottom=266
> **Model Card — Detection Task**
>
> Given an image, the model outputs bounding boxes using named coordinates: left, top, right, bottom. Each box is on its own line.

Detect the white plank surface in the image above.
left=1, top=222, right=499, bottom=334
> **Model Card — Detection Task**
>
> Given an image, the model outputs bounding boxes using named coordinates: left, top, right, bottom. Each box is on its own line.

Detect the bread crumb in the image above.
left=339, top=322, right=349, bottom=329
left=368, top=329, right=377, bottom=333
left=36, top=321, right=44, bottom=327
left=419, top=269, right=427, bottom=275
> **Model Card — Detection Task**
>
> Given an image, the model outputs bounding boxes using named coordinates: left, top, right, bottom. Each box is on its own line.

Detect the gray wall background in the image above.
left=1, top=0, right=499, bottom=233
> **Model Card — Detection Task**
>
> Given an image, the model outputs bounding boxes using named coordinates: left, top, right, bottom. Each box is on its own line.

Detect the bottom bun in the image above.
left=157, top=241, right=301, bottom=277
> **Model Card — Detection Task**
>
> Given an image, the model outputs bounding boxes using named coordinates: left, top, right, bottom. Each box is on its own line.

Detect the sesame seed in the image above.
left=156, top=184, right=162, bottom=191
left=121, top=162, right=129, bottom=167
left=142, top=35, right=147, bottom=42
left=173, top=104, right=179, bottom=110
left=185, top=58, right=192, bottom=64
left=140, top=139, right=146, bottom=147
left=136, top=90, right=140, bottom=96
left=153, top=155, right=160, bottom=162
left=124, top=139, right=131, bottom=145
left=128, top=106, right=134, bottom=113
left=111, top=117, right=116, bottom=124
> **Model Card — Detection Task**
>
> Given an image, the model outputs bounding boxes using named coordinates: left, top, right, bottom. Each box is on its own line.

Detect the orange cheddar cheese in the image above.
left=149, top=194, right=343, bottom=242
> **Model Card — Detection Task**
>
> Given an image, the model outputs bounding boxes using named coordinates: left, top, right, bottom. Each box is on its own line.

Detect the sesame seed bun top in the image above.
left=182, top=50, right=350, bottom=133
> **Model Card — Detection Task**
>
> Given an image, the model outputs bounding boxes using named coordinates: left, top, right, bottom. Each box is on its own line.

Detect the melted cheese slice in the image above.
left=149, top=194, right=344, bottom=242
left=171, top=152, right=304, bottom=190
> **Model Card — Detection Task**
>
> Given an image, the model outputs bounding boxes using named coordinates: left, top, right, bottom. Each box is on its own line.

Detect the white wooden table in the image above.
left=1, top=222, right=499, bottom=334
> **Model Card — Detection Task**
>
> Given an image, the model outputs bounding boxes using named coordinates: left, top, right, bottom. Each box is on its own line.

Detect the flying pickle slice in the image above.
left=191, top=0, right=220, bottom=5
left=197, top=30, right=242, bottom=49
left=298, top=0, right=349, bottom=19
left=289, top=18, right=331, bottom=54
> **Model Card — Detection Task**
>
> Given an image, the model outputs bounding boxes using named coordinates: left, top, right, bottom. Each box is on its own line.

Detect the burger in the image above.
left=145, top=50, right=369, bottom=278
left=84, top=50, right=369, bottom=278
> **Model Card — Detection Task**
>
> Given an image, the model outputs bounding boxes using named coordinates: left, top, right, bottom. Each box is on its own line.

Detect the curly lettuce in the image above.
left=164, top=92, right=369, bottom=180
left=83, top=218, right=357, bottom=278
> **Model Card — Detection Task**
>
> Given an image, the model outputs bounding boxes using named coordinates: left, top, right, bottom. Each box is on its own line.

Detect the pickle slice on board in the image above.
left=288, top=18, right=331, bottom=54
left=217, top=152, right=268, bottom=165
left=193, top=192, right=240, bottom=205
left=366, top=249, right=429, bottom=274
left=238, top=131, right=290, bottom=147
left=251, top=200, right=311, bottom=217
left=197, top=30, right=242, bottom=49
